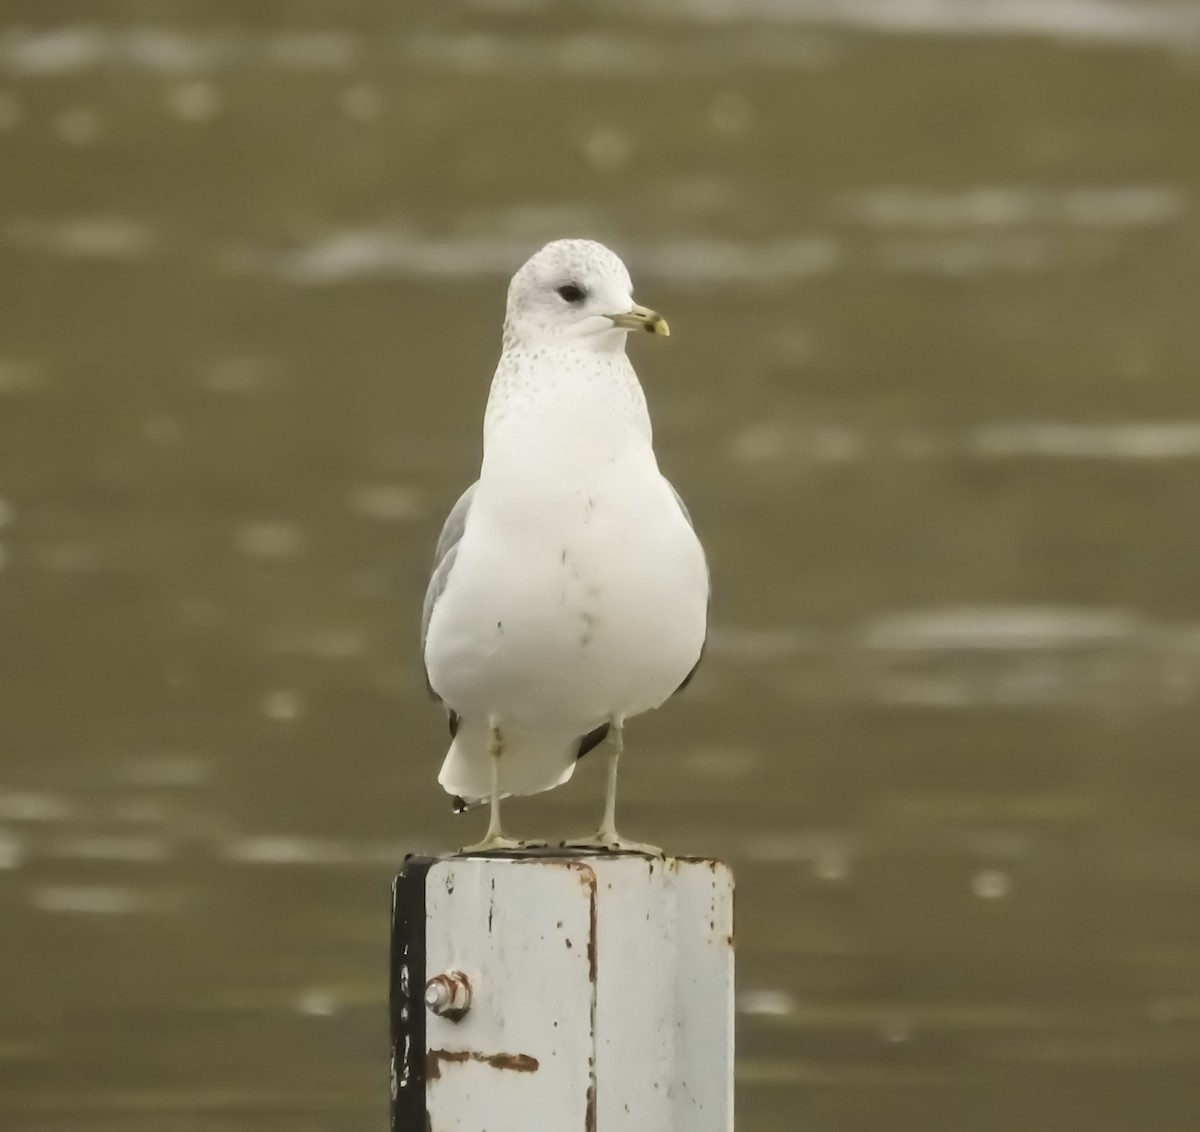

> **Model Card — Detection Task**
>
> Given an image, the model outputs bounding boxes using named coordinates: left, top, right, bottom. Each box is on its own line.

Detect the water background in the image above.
left=3, top=2, right=1200, bottom=1129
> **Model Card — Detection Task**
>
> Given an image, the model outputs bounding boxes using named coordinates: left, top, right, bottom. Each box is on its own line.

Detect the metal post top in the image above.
left=391, top=847, right=735, bottom=1132
left=401, top=849, right=731, bottom=871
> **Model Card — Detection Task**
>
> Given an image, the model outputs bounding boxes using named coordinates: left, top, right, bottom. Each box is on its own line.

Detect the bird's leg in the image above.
left=481, top=737, right=506, bottom=842
left=562, top=721, right=662, bottom=856
left=598, top=723, right=622, bottom=839
left=458, top=720, right=526, bottom=854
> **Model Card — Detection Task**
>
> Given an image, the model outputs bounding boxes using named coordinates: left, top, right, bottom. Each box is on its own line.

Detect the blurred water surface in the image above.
left=3, top=1, right=1200, bottom=1129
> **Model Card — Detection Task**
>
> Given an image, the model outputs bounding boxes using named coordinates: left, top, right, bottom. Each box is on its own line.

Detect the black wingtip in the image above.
left=674, top=637, right=707, bottom=696
left=451, top=795, right=469, bottom=814
left=576, top=722, right=611, bottom=761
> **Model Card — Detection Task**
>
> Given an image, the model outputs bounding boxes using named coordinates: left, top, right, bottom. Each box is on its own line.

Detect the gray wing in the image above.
left=422, top=482, right=477, bottom=698
left=665, top=477, right=709, bottom=695
left=668, top=480, right=694, bottom=529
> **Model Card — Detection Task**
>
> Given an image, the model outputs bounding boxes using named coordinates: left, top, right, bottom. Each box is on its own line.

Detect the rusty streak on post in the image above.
left=586, top=877, right=597, bottom=984
left=406, top=856, right=732, bottom=1131
left=426, top=1049, right=540, bottom=1080
left=585, top=869, right=597, bottom=1132
left=488, top=1051, right=539, bottom=1073
left=562, top=862, right=600, bottom=1132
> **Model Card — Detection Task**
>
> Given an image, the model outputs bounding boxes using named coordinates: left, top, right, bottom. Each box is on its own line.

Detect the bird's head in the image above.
left=502, top=239, right=669, bottom=351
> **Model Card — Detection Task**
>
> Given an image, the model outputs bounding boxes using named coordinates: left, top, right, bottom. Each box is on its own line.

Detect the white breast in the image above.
left=423, top=344, right=708, bottom=732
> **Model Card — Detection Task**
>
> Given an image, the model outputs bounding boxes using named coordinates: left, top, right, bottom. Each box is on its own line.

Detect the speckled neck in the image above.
left=481, top=343, right=653, bottom=482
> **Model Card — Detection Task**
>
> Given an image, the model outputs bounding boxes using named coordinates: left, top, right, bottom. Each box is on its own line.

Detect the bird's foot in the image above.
left=457, top=834, right=541, bottom=855
left=560, top=831, right=664, bottom=857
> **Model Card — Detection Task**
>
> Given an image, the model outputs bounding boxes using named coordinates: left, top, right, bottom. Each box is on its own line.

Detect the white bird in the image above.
left=421, top=239, right=709, bottom=854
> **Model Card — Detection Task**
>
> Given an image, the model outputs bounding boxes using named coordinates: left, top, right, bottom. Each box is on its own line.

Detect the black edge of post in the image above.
left=391, top=855, right=437, bottom=1132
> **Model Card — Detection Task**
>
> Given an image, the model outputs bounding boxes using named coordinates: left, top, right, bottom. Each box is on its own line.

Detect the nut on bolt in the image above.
left=424, top=971, right=472, bottom=1021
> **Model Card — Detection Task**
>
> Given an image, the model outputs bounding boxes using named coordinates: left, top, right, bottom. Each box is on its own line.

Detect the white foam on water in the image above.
left=718, top=605, right=1200, bottom=707
left=739, top=988, right=799, bottom=1017
left=294, top=988, right=340, bottom=1018
left=405, top=30, right=659, bottom=75
left=2, top=216, right=156, bottom=260
left=228, top=183, right=1177, bottom=287
left=634, top=0, right=1200, bottom=48
left=119, top=754, right=211, bottom=789
left=235, top=229, right=529, bottom=284
left=0, top=792, right=73, bottom=823
left=0, top=27, right=358, bottom=77
left=844, top=185, right=1186, bottom=230
left=263, top=31, right=357, bottom=70
left=871, top=674, right=985, bottom=708
left=233, top=228, right=841, bottom=287
left=860, top=605, right=1183, bottom=709
left=863, top=606, right=1142, bottom=653
left=731, top=422, right=874, bottom=464
left=222, top=835, right=354, bottom=866
left=340, top=82, right=384, bottom=121
left=837, top=184, right=1188, bottom=277
left=199, top=355, right=278, bottom=394
left=233, top=520, right=305, bottom=558
left=639, top=236, right=841, bottom=283
left=30, top=884, right=174, bottom=915
left=0, top=27, right=110, bottom=76
left=260, top=689, right=306, bottom=723
left=2, top=5, right=1193, bottom=90
left=112, top=797, right=172, bottom=825
left=728, top=421, right=1200, bottom=467
left=972, top=868, right=1012, bottom=900
left=880, top=1016, right=914, bottom=1044
left=47, top=834, right=171, bottom=863
left=403, top=29, right=835, bottom=75
left=877, top=233, right=1058, bottom=276
left=220, top=835, right=412, bottom=867
left=971, top=421, right=1200, bottom=460
left=166, top=79, right=222, bottom=122
left=0, top=828, right=24, bottom=870
left=742, top=832, right=857, bottom=880
left=348, top=483, right=426, bottom=523
left=707, top=625, right=823, bottom=663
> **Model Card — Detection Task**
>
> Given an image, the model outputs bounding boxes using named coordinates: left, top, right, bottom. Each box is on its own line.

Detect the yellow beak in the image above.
left=607, top=303, right=670, bottom=337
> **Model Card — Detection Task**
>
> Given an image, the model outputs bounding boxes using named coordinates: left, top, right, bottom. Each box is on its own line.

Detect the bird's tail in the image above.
left=437, top=717, right=581, bottom=811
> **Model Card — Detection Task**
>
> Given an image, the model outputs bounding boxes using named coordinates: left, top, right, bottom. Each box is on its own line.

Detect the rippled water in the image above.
left=2, top=1, right=1200, bottom=1129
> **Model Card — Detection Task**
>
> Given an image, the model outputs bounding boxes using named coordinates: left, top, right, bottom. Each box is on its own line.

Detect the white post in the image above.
left=391, top=852, right=734, bottom=1132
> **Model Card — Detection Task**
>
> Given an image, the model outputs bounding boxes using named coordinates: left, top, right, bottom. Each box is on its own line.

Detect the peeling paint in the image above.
left=427, top=1048, right=540, bottom=1079
left=407, top=855, right=732, bottom=1130
left=587, top=877, right=598, bottom=984
left=585, top=865, right=598, bottom=1132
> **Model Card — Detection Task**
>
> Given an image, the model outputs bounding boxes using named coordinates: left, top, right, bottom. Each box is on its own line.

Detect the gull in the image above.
left=421, top=239, right=709, bottom=854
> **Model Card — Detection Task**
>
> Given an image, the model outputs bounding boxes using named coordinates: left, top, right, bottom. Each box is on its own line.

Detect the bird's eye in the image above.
left=556, top=284, right=586, bottom=304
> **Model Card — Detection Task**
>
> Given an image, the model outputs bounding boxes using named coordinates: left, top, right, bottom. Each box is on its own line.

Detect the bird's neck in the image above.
left=481, top=344, right=653, bottom=483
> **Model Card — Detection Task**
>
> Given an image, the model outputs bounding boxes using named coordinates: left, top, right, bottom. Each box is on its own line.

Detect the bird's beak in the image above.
left=607, top=303, right=670, bottom=337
